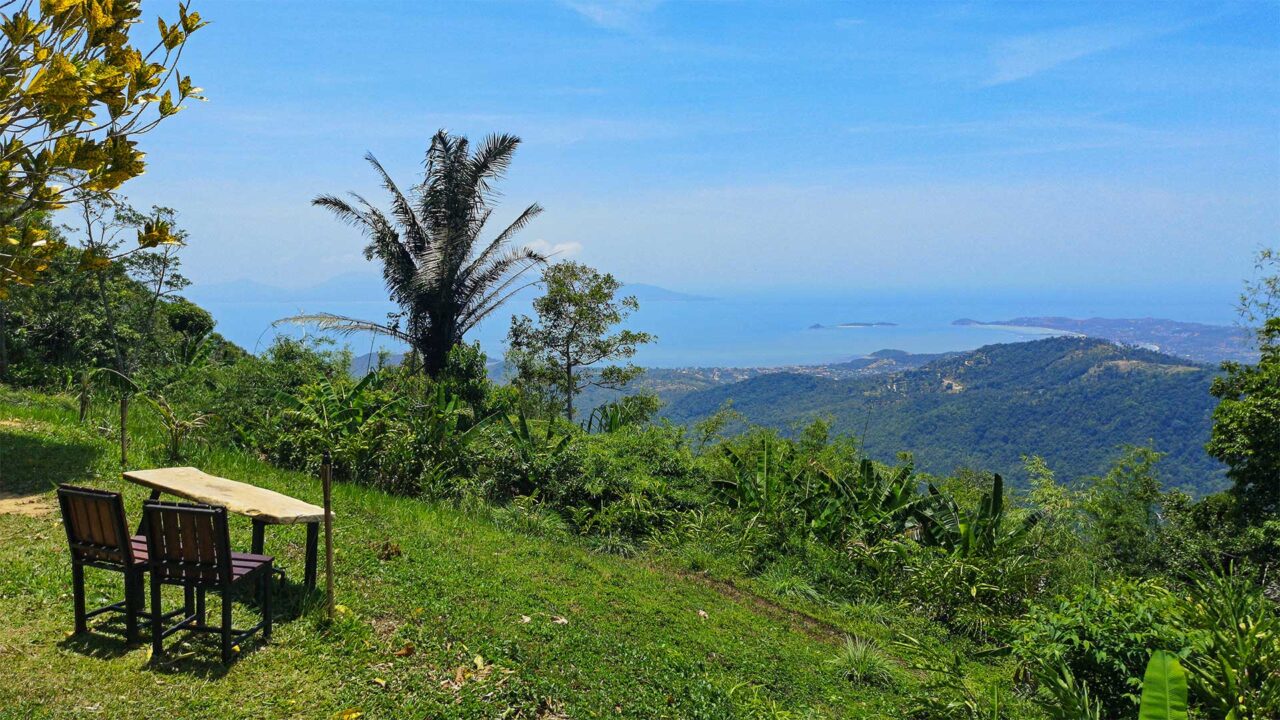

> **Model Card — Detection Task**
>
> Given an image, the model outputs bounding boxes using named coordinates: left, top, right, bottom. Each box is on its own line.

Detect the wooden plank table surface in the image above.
left=123, top=467, right=331, bottom=589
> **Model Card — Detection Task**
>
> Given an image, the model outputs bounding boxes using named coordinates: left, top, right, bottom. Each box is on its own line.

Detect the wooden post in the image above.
left=322, top=452, right=335, bottom=619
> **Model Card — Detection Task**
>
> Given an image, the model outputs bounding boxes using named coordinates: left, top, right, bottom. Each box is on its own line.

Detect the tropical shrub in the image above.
left=1174, top=567, right=1280, bottom=720
left=1012, top=578, right=1186, bottom=716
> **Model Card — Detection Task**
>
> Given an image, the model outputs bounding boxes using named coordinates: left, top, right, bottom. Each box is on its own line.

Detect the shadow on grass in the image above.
left=0, top=428, right=102, bottom=495
left=60, top=577, right=322, bottom=677
left=58, top=615, right=139, bottom=661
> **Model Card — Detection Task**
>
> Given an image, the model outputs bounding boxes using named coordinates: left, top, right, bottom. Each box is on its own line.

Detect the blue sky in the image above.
left=123, top=0, right=1279, bottom=301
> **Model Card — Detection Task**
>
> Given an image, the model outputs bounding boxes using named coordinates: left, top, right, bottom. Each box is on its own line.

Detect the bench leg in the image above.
left=124, top=571, right=140, bottom=643
left=261, top=571, right=272, bottom=641
left=195, top=588, right=206, bottom=628
left=150, top=574, right=163, bottom=660
left=304, top=522, right=319, bottom=590
left=221, top=587, right=234, bottom=664
left=71, top=562, right=86, bottom=634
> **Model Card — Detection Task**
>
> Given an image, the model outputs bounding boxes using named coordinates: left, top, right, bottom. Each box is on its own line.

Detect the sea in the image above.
left=189, top=283, right=1240, bottom=369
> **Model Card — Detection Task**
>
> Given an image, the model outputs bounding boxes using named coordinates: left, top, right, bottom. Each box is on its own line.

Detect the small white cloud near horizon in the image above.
left=984, top=23, right=1177, bottom=86
left=525, top=238, right=584, bottom=259
left=561, top=0, right=661, bottom=31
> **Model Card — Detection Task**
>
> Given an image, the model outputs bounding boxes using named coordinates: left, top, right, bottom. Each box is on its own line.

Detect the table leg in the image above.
left=304, top=522, right=319, bottom=590
left=135, top=489, right=162, bottom=535
left=251, top=519, right=266, bottom=555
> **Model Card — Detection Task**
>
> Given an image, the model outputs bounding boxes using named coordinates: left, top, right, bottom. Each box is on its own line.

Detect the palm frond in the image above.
left=460, top=278, right=542, bottom=334
left=364, top=152, right=431, bottom=256
left=312, top=194, right=373, bottom=231
left=460, top=245, right=545, bottom=302
left=272, top=313, right=412, bottom=343
left=461, top=202, right=544, bottom=284
left=469, top=134, right=521, bottom=200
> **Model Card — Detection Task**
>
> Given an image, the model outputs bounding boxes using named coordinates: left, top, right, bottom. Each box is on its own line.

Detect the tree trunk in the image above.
left=119, top=394, right=129, bottom=467
left=0, top=300, right=8, bottom=379
left=93, top=269, right=131, bottom=466
left=78, top=373, right=90, bottom=423
left=564, top=360, right=574, bottom=422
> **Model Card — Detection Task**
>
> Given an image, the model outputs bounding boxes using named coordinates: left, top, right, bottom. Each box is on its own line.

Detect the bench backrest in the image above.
left=142, top=500, right=232, bottom=587
left=57, top=485, right=133, bottom=568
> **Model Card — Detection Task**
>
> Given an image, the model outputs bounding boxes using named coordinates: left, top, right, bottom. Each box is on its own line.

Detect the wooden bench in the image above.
left=123, top=467, right=331, bottom=590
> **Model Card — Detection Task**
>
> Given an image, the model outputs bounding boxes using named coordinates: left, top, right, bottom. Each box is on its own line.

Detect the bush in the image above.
left=828, top=636, right=896, bottom=687
left=1175, top=567, right=1280, bottom=720
left=1012, top=577, right=1186, bottom=715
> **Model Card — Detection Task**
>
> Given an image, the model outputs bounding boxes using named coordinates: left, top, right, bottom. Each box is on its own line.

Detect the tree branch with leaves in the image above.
left=507, top=261, right=653, bottom=421
left=0, top=0, right=205, bottom=294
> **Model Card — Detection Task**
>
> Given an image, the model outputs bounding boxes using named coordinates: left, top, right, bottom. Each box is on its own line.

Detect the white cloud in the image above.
left=984, top=24, right=1170, bottom=86
left=525, top=238, right=584, bottom=259
left=560, top=0, right=662, bottom=31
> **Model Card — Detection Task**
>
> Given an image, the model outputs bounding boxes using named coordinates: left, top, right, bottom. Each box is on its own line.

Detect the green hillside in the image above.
left=0, top=389, right=1018, bottom=719
left=663, top=337, right=1225, bottom=492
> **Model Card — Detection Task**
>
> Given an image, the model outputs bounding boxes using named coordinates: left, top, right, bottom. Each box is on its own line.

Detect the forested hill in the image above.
left=662, top=336, right=1225, bottom=493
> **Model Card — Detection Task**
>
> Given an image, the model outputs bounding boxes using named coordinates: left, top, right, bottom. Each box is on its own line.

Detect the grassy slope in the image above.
left=0, top=389, right=1019, bottom=719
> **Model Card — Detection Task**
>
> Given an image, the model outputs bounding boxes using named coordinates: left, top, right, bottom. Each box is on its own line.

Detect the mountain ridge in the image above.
left=661, top=336, right=1224, bottom=492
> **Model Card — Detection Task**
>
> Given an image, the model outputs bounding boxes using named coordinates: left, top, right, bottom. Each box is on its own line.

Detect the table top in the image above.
left=123, top=466, right=330, bottom=525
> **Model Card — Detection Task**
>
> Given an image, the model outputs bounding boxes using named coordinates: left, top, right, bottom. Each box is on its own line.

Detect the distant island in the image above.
left=953, top=316, right=1257, bottom=364
left=809, top=321, right=898, bottom=329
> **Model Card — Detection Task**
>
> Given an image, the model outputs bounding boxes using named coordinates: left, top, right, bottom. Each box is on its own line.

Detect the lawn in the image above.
left=0, top=388, right=1014, bottom=719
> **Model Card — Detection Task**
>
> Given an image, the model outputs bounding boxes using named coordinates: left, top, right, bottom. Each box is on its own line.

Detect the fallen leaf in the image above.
left=371, top=677, right=386, bottom=688
left=393, top=643, right=415, bottom=657
left=334, top=604, right=351, bottom=616
left=519, top=615, right=532, bottom=624
left=336, top=710, right=363, bottom=720
left=697, top=609, right=708, bottom=620
left=474, top=654, right=486, bottom=670
left=552, top=616, right=568, bottom=625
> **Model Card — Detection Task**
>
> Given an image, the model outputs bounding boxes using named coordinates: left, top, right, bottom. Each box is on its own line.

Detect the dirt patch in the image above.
left=370, top=614, right=400, bottom=640
left=665, top=565, right=845, bottom=642
left=0, top=492, right=53, bottom=517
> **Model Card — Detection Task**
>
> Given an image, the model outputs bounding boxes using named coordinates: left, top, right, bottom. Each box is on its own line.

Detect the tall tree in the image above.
left=0, top=0, right=205, bottom=294
left=73, top=191, right=188, bottom=464
left=1208, top=318, right=1280, bottom=517
left=1208, top=248, right=1280, bottom=517
left=288, top=130, right=546, bottom=375
left=507, top=261, right=653, bottom=421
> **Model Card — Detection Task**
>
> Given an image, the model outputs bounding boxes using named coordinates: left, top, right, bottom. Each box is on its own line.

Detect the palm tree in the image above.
left=280, top=130, right=547, bottom=375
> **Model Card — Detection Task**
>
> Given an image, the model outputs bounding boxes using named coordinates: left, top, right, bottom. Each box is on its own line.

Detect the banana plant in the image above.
left=714, top=441, right=805, bottom=538
left=808, top=456, right=921, bottom=540
left=1138, top=651, right=1188, bottom=720
left=276, top=370, right=395, bottom=444
left=581, top=400, right=639, bottom=433
left=502, top=408, right=572, bottom=495
left=142, top=392, right=212, bottom=461
left=915, top=474, right=1041, bottom=557
left=410, top=384, right=497, bottom=461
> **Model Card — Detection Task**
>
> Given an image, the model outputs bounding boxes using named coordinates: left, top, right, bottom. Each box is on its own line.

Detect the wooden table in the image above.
left=123, top=467, right=331, bottom=590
